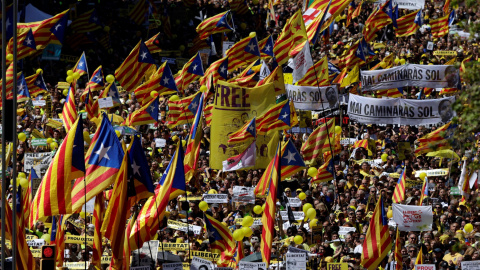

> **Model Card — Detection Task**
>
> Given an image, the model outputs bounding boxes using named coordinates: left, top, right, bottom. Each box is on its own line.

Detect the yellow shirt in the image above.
left=443, top=252, right=463, bottom=264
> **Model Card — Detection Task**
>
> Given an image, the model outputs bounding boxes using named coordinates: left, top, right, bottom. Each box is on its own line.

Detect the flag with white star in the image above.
left=83, top=66, right=105, bottom=98
left=116, top=41, right=156, bottom=91
left=311, top=153, right=335, bottom=183
left=17, top=73, right=31, bottom=102
left=100, top=82, right=121, bottom=107
left=256, top=100, right=298, bottom=135
left=127, top=135, right=155, bottom=204
left=25, top=72, right=47, bottom=97
left=70, top=8, right=102, bottom=33
left=260, top=35, right=274, bottom=57
left=22, top=29, right=36, bottom=50
left=50, top=10, right=69, bottom=44
left=204, top=213, right=236, bottom=266
left=71, top=113, right=125, bottom=212
left=133, top=61, right=178, bottom=106
left=217, top=57, right=229, bottom=80
left=244, top=36, right=261, bottom=57
left=124, top=96, right=159, bottom=126
left=228, top=117, right=256, bottom=144
left=280, top=139, right=305, bottom=179
left=196, top=11, right=233, bottom=40
left=73, top=52, right=89, bottom=76
left=166, top=91, right=201, bottom=129
left=184, top=93, right=205, bottom=182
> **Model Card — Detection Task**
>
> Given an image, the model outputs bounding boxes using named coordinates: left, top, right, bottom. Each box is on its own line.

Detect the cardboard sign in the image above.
left=203, top=194, right=229, bottom=203
left=461, top=261, right=480, bottom=270
left=280, top=211, right=304, bottom=221
left=191, top=256, right=214, bottom=270
left=286, top=253, right=307, bottom=270
left=27, top=239, right=45, bottom=247
left=31, top=138, right=48, bottom=146
left=232, top=186, right=255, bottom=204
left=190, top=250, right=220, bottom=261
left=239, top=262, right=259, bottom=270
left=415, top=264, right=436, bottom=270
left=167, top=219, right=202, bottom=235
left=98, top=97, right=114, bottom=108
left=338, top=226, right=356, bottom=236
left=158, top=243, right=189, bottom=251
left=24, top=152, right=53, bottom=175
left=32, top=100, right=46, bottom=107
left=65, top=235, right=94, bottom=244
left=287, top=197, right=302, bottom=207
left=327, top=263, right=348, bottom=270
left=155, top=138, right=166, bottom=148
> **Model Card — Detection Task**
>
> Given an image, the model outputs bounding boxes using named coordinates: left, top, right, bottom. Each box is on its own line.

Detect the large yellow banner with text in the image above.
left=210, top=80, right=279, bottom=169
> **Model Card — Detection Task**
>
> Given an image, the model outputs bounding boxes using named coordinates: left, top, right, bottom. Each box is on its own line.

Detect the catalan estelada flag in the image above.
left=124, top=96, right=159, bottom=126
left=196, top=11, right=233, bottom=40
left=71, top=113, right=125, bottom=212
left=61, top=84, right=77, bottom=132
left=73, top=52, right=88, bottom=77
left=259, top=35, right=274, bottom=58
left=30, top=117, right=85, bottom=226
left=228, top=117, right=256, bottom=144
left=129, top=142, right=186, bottom=250
left=17, top=73, right=31, bottom=102
left=204, top=214, right=236, bottom=266
left=392, top=168, right=406, bottom=203
left=200, top=57, right=228, bottom=90
left=145, top=32, right=162, bottom=54
left=280, top=139, right=305, bottom=179
left=184, top=94, right=205, bottom=182
left=101, top=142, right=129, bottom=269
left=260, top=143, right=281, bottom=266
left=127, top=135, right=155, bottom=206
left=25, top=72, right=47, bottom=97
left=115, top=40, right=156, bottom=92
left=204, top=103, right=213, bottom=126
left=175, top=53, right=204, bottom=92
left=55, top=214, right=67, bottom=268
left=296, top=56, right=329, bottom=86
left=129, top=0, right=149, bottom=25
left=134, top=62, right=178, bottom=106
left=311, top=151, right=335, bottom=183
left=361, top=194, right=392, bottom=270
left=85, top=65, right=105, bottom=93
left=225, top=35, right=261, bottom=72
left=256, top=65, right=286, bottom=94
left=430, top=13, right=450, bottom=38
left=49, top=10, right=69, bottom=44
left=99, top=82, right=121, bottom=107
left=301, top=118, right=335, bottom=163
left=166, top=91, right=201, bottom=128
left=395, top=9, right=422, bottom=37
left=70, top=8, right=102, bottom=33
left=415, top=122, right=455, bottom=156
left=256, top=100, right=298, bottom=135
left=229, top=240, right=245, bottom=268
left=85, top=89, right=99, bottom=120
left=273, top=10, right=307, bottom=65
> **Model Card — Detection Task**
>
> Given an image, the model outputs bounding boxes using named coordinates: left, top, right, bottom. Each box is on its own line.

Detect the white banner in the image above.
left=461, top=261, right=480, bottom=270
left=392, top=204, right=433, bottom=231
left=288, top=197, right=302, bottom=207
left=167, top=219, right=202, bottom=235
left=239, top=262, right=258, bottom=270
left=377, top=0, right=425, bottom=10
left=360, top=64, right=460, bottom=91
left=348, top=94, right=455, bottom=125
left=280, top=211, right=305, bottom=221
left=191, top=257, right=214, bottom=270
left=202, top=194, right=228, bottom=203
left=286, top=84, right=338, bottom=110
left=286, top=253, right=307, bottom=270
left=24, top=152, right=53, bottom=175
left=415, top=265, right=436, bottom=270
left=232, top=186, right=255, bottom=204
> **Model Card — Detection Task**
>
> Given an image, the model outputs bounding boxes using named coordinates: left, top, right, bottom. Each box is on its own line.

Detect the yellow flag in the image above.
left=340, top=65, right=359, bottom=88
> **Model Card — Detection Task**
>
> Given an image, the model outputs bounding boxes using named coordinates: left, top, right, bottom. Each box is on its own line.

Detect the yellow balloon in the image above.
left=387, top=209, right=393, bottom=219
left=36, top=68, right=43, bottom=74
left=169, top=95, right=180, bottom=102
left=309, top=219, right=318, bottom=228
left=79, top=212, right=86, bottom=219
left=115, top=130, right=122, bottom=137
left=335, top=126, right=342, bottom=134
left=249, top=32, right=256, bottom=38
left=6, top=54, right=13, bottom=61
left=41, top=234, right=51, bottom=242
left=307, top=167, right=318, bottom=177
left=67, top=70, right=74, bottom=76
left=208, top=189, right=217, bottom=194
left=199, top=201, right=209, bottom=212
left=73, top=72, right=80, bottom=80
left=394, top=58, right=399, bottom=64
left=399, top=59, right=406, bottom=65
left=381, top=153, right=388, bottom=162
left=63, top=89, right=69, bottom=96
left=303, top=203, right=313, bottom=213
left=106, top=74, right=115, bottom=84
left=172, top=135, right=179, bottom=142
left=233, top=229, right=244, bottom=241
left=200, top=85, right=208, bottom=92
left=18, top=132, right=27, bottom=142
left=150, top=91, right=158, bottom=98
left=19, top=177, right=28, bottom=188
left=18, top=172, right=26, bottom=179
left=294, top=235, right=303, bottom=245
left=179, top=45, right=185, bottom=52
left=419, top=172, right=427, bottom=181
left=465, top=223, right=474, bottom=233
left=253, top=205, right=263, bottom=214
left=242, top=216, right=254, bottom=227
left=46, top=138, right=53, bottom=144
left=83, top=131, right=91, bottom=144
left=240, top=23, right=247, bottom=30
left=380, top=62, right=387, bottom=68
left=307, top=208, right=316, bottom=220
left=242, top=226, right=253, bottom=237
left=50, top=142, right=58, bottom=150
left=66, top=76, right=73, bottom=83
left=298, top=192, right=306, bottom=200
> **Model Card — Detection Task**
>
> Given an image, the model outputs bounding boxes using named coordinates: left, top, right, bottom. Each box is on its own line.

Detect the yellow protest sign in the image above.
left=179, top=196, right=202, bottom=201
left=406, top=179, right=423, bottom=188
left=190, top=250, right=220, bottom=261
left=65, top=235, right=94, bottom=244
left=210, top=80, right=278, bottom=169
left=26, top=235, right=38, bottom=240
left=57, top=82, right=70, bottom=89
left=46, top=119, right=63, bottom=129
left=328, top=263, right=348, bottom=270
left=433, top=51, right=457, bottom=56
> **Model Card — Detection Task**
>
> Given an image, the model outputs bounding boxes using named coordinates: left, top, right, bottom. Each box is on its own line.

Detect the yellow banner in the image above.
left=158, top=243, right=189, bottom=251
left=30, top=248, right=41, bottom=258
left=26, top=235, right=38, bottom=240
left=210, top=80, right=278, bottom=169
left=57, top=82, right=70, bottom=89
left=179, top=196, right=202, bottom=201
left=46, top=119, right=63, bottom=129
left=328, top=263, right=348, bottom=270
left=406, top=179, right=423, bottom=188
left=65, top=235, right=94, bottom=244
left=190, top=250, right=220, bottom=261
left=433, top=51, right=457, bottom=56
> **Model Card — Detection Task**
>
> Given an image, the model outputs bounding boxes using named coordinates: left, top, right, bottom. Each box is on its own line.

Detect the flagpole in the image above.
left=1, top=0, right=8, bottom=268
left=12, top=0, right=19, bottom=267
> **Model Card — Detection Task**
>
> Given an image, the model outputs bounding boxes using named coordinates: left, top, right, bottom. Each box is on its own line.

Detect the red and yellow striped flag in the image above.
left=296, top=56, right=329, bottom=86
left=260, top=143, right=280, bottom=266
left=415, top=122, right=454, bottom=156
left=70, top=8, right=102, bottom=33
left=145, top=32, right=162, bottom=53
left=92, top=194, right=105, bottom=269
left=431, top=14, right=449, bottom=38
left=204, top=103, right=213, bottom=126
left=395, top=10, right=420, bottom=37
left=300, top=118, right=335, bottom=163
left=61, top=84, right=77, bottom=132
left=225, top=36, right=261, bottom=72
left=311, top=152, right=335, bottom=183
left=256, top=66, right=286, bottom=95
left=196, top=11, right=233, bottom=40
left=85, top=89, right=99, bottom=120
left=184, top=94, right=205, bottom=182
left=129, top=0, right=148, bottom=25
left=392, top=168, right=407, bottom=203
left=25, top=72, right=47, bottom=97
left=395, top=228, right=403, bottom=270
left=55, top=215, right=67, bottom=268
left=30, top=117, right=85, bottom=226
left=134, top=62, right=178, bottom=106
left=416, top=247, right=424, bottom=264
left=361, top=195, right=392, bottom=270
left=166, top=91, right=201, bottom=128
left=273, top=10, right=307, bottom=65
